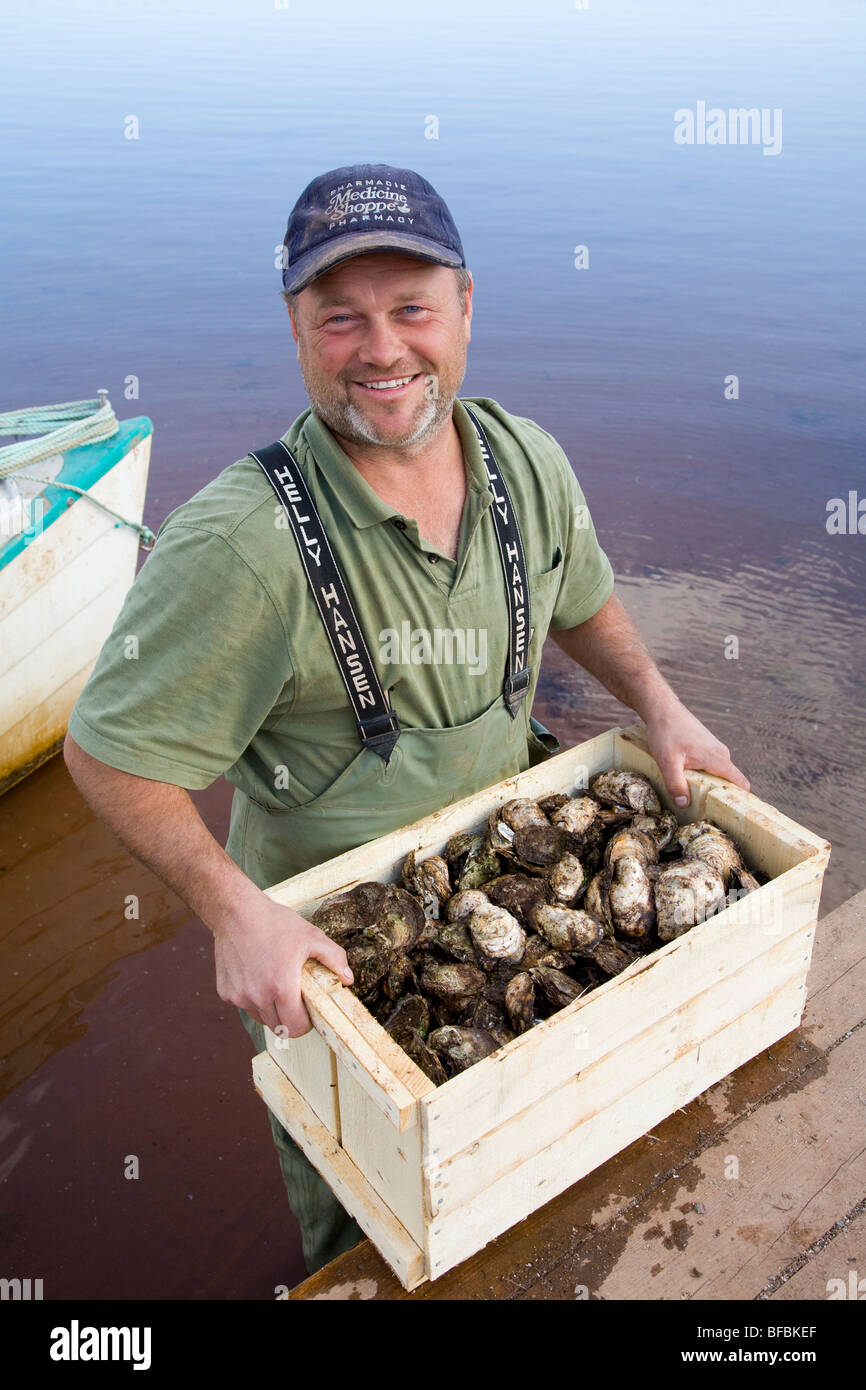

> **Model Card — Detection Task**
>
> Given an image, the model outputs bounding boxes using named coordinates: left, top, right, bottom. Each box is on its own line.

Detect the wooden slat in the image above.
left=420, top=863, right=821, bottom=1166
left=266, top=1025, right=340, bottom=1139
left=274, top=964, right=427, bottom=1133
left=252, top=1051, right=426, bottom=1290
left=336, top=1059, right=426, bottom=1245
left=423, top=971, right=806, bottom=1279
left=425, top=924, right=814, bottom=1221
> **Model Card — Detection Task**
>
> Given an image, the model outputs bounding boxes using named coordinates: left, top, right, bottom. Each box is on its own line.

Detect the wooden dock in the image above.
left=287, top=886, right=866, bottom=1301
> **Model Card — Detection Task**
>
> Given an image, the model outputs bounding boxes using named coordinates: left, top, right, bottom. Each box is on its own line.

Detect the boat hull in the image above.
left=0, top=432, right=152, bottom=793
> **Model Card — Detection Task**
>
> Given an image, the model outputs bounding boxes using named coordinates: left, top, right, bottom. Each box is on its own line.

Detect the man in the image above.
left=64, top=163, right=749, bottom=1276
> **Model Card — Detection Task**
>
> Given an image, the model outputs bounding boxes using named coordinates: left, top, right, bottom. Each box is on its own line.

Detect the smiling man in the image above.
left=63, top=163, right=749, bottom=1279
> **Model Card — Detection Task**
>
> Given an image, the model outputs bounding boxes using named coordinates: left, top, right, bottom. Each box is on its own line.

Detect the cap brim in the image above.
left=283, top=229, right=464, bottom=294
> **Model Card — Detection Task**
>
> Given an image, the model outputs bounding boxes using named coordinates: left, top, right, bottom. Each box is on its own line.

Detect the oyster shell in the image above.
left=445, top=888, right=490, bottom=922
left=551, top=795, right=601, bottom=838
left=484, top=873, right=548, bottom=924
left=520, top=934, right=574, bottom=971
left=529, top=902, right=604, bottom=952
left=401, top=850, right=451, bottom=917
left=529, top=965, right=585, bottom=1010
left=582, top=939, right=638, bottom=977
left=510, top=824, right=571, bottom=872
left=632, top=811, right=678, bottom=851
left=346, top=927, right=396, bottom=996
left=482, top=960, right=526, bottom=1006
left=456, top=836, right=502, bottom=891
left=377, top=883, right=426, bottom=952
left=384, top=993, right=430, bottom=1039
left=468, top=903, right=526, bottom=964
left=311, top=893, right=367, bottom=943
left=545, top=851, right=587, bottom=906
left=538, top=791, right=570, bottom=816
left=605, top=827, right=659, bottom=869
left=420, top=959, right=486, bottom=1005
left=500, top=798, right=550, bottom=831
left=433, top=919, right=479, bottom=964
left=590, top=770, right=662, bottom=815
left=584, top=869, right=615, bottom=937
left=504, top=971, right=536, bottom=1034
left=678, top=823, right=759, bottom=892
left=655, top=860, right=726, bottom=940
left=608, top=856, right=655, bottom=939
left=429, top=1025, right=500, bottom=1076
left=388, top=1023, right=448, bottom=1085
left=383, top=952, right=418, bottom=1002
left=465, top=997, right=515, bottom=1047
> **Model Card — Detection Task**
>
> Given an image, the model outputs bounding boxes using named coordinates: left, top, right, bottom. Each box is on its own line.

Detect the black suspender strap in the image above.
left=462, top=405, right=533, bottom=717
left=249, top=439, right=401, bottom=763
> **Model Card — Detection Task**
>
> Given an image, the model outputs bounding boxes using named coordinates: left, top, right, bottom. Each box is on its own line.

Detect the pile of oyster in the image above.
left=311, top=771, right=763, bottom=1086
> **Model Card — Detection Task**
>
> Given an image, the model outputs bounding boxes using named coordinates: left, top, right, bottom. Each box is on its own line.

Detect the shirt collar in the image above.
left=298, top=397, right=491, bottom=530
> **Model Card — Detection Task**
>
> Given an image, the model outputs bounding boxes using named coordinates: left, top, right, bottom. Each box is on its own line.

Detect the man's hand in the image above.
left=213, top=895, right=354, bottom=1037
left=644, top=697, right=750, bottom=806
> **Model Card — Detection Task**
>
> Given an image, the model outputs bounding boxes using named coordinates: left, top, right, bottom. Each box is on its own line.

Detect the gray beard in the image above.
left=308, top=380, right=458, bottom=451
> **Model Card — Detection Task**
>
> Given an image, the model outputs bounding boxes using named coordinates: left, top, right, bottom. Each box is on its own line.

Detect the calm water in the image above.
left=1, top=0, right=864, bottom=1298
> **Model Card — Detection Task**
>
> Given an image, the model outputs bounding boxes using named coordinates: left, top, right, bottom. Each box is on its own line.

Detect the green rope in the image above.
left=0, top=393, right=154, bottom=550
left=11, top=473, right=156, bottom=549
left=0, top=394, right=118, bottom=476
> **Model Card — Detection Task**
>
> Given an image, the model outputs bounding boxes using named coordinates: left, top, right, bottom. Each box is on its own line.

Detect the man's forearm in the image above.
left=549, top=592, right=682, bottom=721
left=62, top=734, right=261, bottom=932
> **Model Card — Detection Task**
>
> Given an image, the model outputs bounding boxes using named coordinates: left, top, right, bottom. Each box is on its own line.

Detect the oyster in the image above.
left=510, top=824, right=571, bottom=872
left=545, top=851, right=587, bottom=906
left=605, top=827, right=658, bottom=869
left=608, top=856, right=655, bottom=939
left=456, top=836, right=502, bottom=891
left=538, top=791, right=570, bottom=816
left=500, top=798, right=550, bottom=831
left=504, top=971, right=535, bottom=1034
left=584, top=869, right=615, bottom=937
left=445, top=888, right=490, bottom=922
left=311, top=893, right=368, bottom=943
left=346, top=927, right=395, bottom=996
left=551, top=795, right=601, bottom=838
left=655, top=860, right=726, bottom=941
left=434, top=919, right=480, bottom=964
left=482, top=960, right=526, bottom=1006
left=384, top=993, right=430, bottom=1039
left=376, top=883, right=426, bottom=952
left=590, top=770, right=662, bottom=815
left=468, top=903, right=526, bottom=964
left=429, top=1025, right=500, bottom=1076
left=465, top=997, right=515, bottom=1046
left=529, top=965, right=585, bottom=1010
left=529, top=902, right=604, bottom=952
left=401, top=850, right=451, bottom=917
left=484, top=873, right=548, bottom=924
left=388, top=1023, right=448, bottom=1085
left=632, top=811, right=678, bottom=852
left=382, top=952, right=418, bottom=1002
left=678, top=823, right=760, bottom=892
left=420, top=959, right=486, bottom=1006
left=582, top=939, right=638, bottom=977
left=520, top=934, right=573, bottom=971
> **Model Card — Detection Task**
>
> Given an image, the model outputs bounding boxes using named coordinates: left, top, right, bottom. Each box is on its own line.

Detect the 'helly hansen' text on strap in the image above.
left=463, top=405, right=532, bottom=717
left=249, top=439, right=401, bottom=762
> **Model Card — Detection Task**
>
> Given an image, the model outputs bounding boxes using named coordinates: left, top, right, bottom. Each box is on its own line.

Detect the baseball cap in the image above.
left=281, top=163, right=466, bottom=295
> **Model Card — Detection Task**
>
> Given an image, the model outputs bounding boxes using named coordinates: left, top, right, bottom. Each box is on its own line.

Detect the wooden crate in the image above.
left=251, top=723, right=831, bottom=1290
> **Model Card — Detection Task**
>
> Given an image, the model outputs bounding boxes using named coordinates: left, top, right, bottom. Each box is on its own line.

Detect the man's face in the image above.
left=287, top=252, right=472, bottom=451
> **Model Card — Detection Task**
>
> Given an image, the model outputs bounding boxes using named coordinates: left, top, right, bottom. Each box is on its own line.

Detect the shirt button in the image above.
left=427, top=553, right=439, bottom=563
left=394, top=518, right=407, bottom=531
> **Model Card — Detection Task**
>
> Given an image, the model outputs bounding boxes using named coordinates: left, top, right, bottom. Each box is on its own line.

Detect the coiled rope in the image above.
left=0, top=392, right=155, bottom=548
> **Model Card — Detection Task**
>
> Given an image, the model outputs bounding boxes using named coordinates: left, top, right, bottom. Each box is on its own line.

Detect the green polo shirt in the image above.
left=68, top=396, right=614, bottom=808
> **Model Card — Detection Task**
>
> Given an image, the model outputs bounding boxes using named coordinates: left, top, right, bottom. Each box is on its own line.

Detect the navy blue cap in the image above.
left=281, top=163, right=465, bottom=294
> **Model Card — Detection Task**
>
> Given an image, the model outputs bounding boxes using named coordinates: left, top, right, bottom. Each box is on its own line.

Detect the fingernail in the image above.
left=343, top=971, right=353, bottom=984
left=675, top=795, right=689, bottom=807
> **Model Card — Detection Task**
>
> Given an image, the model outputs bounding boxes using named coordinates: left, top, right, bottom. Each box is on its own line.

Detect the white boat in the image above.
left=0, top=397, right=153, bottom=793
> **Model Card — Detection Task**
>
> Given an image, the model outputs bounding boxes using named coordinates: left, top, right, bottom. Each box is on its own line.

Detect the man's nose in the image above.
left=356, top=314, right=408, bottom=366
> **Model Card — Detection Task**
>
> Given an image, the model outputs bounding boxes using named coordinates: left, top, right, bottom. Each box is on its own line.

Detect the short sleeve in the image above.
left=67, top=523, right=294, bottom=788
left=549, top=449, right=615, bottom=629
